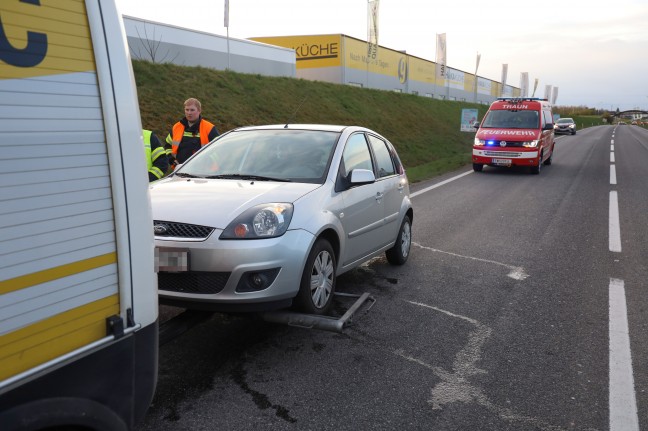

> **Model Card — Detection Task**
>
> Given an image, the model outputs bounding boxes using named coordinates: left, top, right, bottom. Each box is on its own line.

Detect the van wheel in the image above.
left=544, top=148, right=553, bottom=165
left=473, top=163, right=483, bottom=172
left=531, top=154, right=542, bottom=174
left=294, top=238, right=336, bottom=315
left=386, top=215, right=412, bottom=265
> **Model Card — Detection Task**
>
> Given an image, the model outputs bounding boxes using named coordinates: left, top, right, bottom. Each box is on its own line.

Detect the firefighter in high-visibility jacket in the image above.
left=165, top=98, right=219, bottom=169
left=143, top=129, right=169, bottom=181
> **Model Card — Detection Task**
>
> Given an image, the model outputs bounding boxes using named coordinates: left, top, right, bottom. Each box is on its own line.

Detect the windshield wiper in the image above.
left=174, top=172, right=200, bottom=178
left=205, top=174, right=291, bottom=182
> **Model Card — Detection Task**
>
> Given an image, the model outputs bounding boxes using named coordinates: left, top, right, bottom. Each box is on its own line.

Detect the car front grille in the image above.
left=154, top=220, right=214, bottom=239
left=158, top=271, right=231, bottom=294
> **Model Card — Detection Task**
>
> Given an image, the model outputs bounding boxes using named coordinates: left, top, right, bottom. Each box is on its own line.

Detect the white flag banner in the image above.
left=532, top=78, right=539, bottom=97
left=544, top=85, right=552, bottom=100
left=435, top=33, right=447, bottom=80
left=500, top=64, right=508, bottom=96
left=520, top=72, right=529, bottom=98
left=551, top=86, right=559, bottom=105
left=224, top=0, right=229, bottom=28
left=367, top=0, right=379, bottom=59
left=475, top=52, right=481, bottom=76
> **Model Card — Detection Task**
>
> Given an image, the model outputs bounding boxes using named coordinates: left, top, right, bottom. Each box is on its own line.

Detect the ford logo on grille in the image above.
left=500, top=141, right=507, bottom=147
left=153, top=224, right=168, bottom=235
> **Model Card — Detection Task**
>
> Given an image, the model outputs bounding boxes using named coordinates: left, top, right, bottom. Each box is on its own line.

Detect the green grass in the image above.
left=133, top=60, right=489, bottom=183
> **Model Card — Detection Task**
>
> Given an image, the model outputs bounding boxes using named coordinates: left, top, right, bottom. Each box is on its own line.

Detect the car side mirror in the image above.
left=543, top=123, right=554, bottom=131
left=472, top=122, right=480, bottom=129
left=349, top=168, right=375, bottom=184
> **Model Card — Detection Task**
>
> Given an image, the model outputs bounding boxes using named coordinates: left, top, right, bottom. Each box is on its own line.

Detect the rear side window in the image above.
left=367, top=135, right=395, bottom=178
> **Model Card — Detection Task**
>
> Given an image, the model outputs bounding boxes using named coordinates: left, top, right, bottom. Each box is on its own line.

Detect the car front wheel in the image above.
left=295, top=238, right=336, bottom=315
left=386, top=215, right=412, bottom=265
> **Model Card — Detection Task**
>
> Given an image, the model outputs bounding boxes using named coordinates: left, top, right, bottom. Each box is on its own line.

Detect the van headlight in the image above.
left=220, top=203, right=293, bottom=239
left=474, top=137, right=488, bottom=147
left=522, top=140, right=539, bottom=148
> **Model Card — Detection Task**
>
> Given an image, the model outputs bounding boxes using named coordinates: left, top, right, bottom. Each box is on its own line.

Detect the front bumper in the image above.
left=472, top=148, right=540, bottom=167
left=155, top=228, right=315, bottom=311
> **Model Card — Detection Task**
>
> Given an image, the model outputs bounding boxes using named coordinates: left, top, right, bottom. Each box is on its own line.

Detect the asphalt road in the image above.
left=137, top=125, right=648, bottom=431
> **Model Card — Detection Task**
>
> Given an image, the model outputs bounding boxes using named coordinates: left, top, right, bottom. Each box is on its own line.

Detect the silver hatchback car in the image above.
left=151, top=124, right=413, bottom=315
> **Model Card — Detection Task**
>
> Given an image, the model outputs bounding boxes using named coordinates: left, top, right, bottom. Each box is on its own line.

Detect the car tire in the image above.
left=294, top=238, right=336, bottom=315
left=473, top=163, right=483, bottom=172
left=531, top=154, right=542, bottom=174
left=386, top=215, right=412, bottom=265
left=572, top=130, right=576, bottom=135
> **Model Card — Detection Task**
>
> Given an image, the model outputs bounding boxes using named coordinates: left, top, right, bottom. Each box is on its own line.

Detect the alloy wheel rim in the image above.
left=310, top=250, right=334, bottom=308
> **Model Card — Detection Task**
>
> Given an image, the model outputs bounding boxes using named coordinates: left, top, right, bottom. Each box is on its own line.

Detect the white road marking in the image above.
left=413, top=242, right=529, bottom=280
left=609, top=191, right=622, bottom=252
left=611, top=152, right=615, bottom=163
left=611, top=144, right=614, bottom=152
left=411, top=171, right=473, bottom=198
left=609, top=278, right=640, bottom=431
left=610, top=165, right=617, bottom=185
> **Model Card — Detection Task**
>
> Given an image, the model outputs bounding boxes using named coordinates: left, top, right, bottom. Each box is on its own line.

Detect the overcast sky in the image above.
left=116, top=0, right=648, bottom=111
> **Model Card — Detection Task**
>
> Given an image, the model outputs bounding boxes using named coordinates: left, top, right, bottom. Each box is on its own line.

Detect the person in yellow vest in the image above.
left=165, top=98, right=219, bottom=169
left=143, top=129, right=169, bottom=181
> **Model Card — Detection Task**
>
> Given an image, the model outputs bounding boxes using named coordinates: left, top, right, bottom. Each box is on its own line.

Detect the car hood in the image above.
left=476, top=128, right=540, bottom=141
left=150, top=177, right=322, bottom=228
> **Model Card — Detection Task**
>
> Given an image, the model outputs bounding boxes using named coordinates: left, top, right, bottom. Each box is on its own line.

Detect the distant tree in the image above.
left=129, top=23, right=179, bottom=64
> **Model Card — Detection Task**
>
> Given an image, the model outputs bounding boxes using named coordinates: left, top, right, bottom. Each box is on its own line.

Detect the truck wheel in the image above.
left=386, top=215, right=412, bottom=265
left=473, top=163, right=483, bottom=172
left=295, top=238, right=336, bottom=315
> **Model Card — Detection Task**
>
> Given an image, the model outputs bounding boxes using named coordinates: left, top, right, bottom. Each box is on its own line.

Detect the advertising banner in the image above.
left=520, top=72, right=529, bottom=98
left=251, top=35, right=342, bottom=69
left=461, top=109, right=479, bottom=132
left=435, top=33, right=446, bottom=82
left=367, top=0, right=379, bottom=61
left=544, top=84, right=552, bottom=100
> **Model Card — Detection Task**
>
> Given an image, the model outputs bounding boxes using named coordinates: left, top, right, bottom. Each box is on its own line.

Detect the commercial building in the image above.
left=251, top=34, right=519, bottom=104
left=122, top=16, right=296, bottom=78
left=121, top=17, right=518, bottom=104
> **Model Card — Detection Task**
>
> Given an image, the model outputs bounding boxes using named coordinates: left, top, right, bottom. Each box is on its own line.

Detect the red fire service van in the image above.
left=472, top=98, right=556, bottom=174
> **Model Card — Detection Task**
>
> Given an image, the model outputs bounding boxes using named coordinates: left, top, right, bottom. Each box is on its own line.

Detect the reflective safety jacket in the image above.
left=165, top=117, right=219, bottom=164
left=143, top=129, right=168, bottom=181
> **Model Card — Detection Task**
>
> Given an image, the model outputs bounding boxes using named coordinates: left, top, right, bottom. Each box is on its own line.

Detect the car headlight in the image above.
left=522, top=140, right=539, bottom=148
left=220, top=203, right=294, bottom=239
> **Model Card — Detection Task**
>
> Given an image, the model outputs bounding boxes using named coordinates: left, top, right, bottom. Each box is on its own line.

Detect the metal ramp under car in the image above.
left=259, top=292, right=376, bottom=333
left=158, top=292, right=376, bottom=345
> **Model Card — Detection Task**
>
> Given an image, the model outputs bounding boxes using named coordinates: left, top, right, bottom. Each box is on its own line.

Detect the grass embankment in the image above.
left=133, top=60, right=484, bottom=183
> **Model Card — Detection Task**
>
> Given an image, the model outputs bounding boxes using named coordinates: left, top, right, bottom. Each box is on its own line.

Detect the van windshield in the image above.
left=481, top=110, right=539, bottom=129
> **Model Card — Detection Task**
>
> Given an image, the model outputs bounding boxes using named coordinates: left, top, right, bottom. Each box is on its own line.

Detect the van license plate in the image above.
left=155, top=248, right=189, bottom=272
left=492, top=158, right=511, bottom=166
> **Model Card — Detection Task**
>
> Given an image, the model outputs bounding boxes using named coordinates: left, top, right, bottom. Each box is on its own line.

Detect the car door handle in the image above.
left=375, top=192, right=383, bottom=200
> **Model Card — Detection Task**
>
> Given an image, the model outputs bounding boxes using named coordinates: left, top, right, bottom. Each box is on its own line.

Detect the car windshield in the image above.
left=557, top=118, right=574, bottom=124
left=480, top=109, right=539, bottom=129
left=175, top=129, right=339, bottom=184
